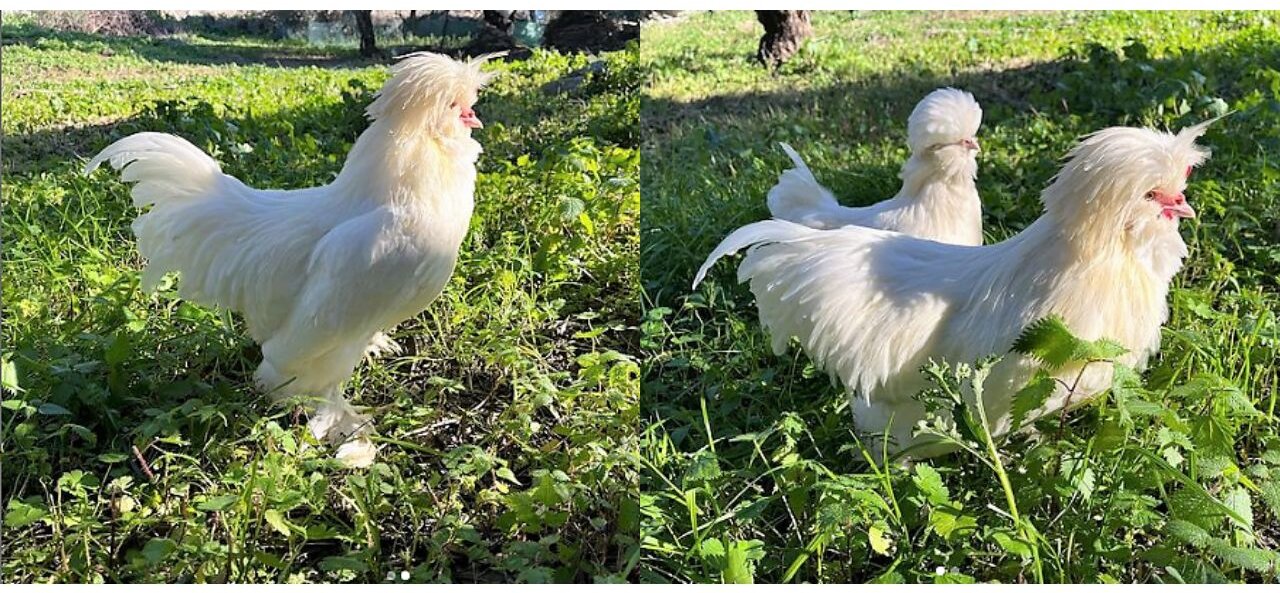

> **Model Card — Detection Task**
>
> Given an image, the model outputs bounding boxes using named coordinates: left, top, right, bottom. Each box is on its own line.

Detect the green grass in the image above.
left=1, top=18, right=640, bottom=583
left=640, top=11, right=1280, bottom=583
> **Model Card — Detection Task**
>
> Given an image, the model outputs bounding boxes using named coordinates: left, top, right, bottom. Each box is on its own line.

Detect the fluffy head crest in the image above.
left=365, top=51, right=502, bottom=136
left=1041, top=121, right=1213, bottom=238
left=906, top=88, right=982, bottom=154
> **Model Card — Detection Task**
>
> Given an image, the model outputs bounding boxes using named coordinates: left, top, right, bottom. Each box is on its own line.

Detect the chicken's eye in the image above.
left=1145, top=190, right=1156, bottom=199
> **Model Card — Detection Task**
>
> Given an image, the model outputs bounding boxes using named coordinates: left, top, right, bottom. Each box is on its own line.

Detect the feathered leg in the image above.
left=364, top=332, right=403, bottom=360
left=310, top=387, right=378, bottom=468
left=256, top=326, right=378, bottom=467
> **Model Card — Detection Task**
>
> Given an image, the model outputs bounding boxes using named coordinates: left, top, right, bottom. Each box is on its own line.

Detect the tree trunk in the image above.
left=354, top=11, right=378, bottom=57
left=544, top=11, right=638, bottom=54
left=471, top=10, right=517, bottom=52
left=755, top=11, right=811, bottom=68
left=483, top=10, right=515, bottom=34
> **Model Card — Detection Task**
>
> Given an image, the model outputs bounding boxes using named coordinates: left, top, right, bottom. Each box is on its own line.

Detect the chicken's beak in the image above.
left=960, top=138, right=979, bottom=151
left=460, top=106, right=483, bottom=129
left=1156, top=192, right=1195, bottom=220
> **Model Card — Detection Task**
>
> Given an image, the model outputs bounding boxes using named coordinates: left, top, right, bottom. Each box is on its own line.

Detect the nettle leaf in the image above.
left=682, top=450, right=723, bottom=485
left=1074, top=337, right=1128, bottom=361
left=1260, top=480, right=1280, bottom=520
left=1012, top=316, right=1128, bottom=371
left=1112, top=364, right=1160, bottom=427
left=912, top=464, right=949, bottom=506
left=723, top=539, right=765, bottom=584
left=1011, top=315, right=1079, bottom=369
left=1169, top=487, right=1223, bottom=531
left=1010, top=370, right=1055, bottom=432
left=1062, top=457, right=1098, bottom=501
left=1166, top=519, right=1212, bottom=547
left=1223, top=486, right=1254, bottom=532
left=1206, top=540, right=1278, bottom=573
left=556, top=196, right=586, bottom=222
left=1171, top=373, right=1258, bottom=417
left=699, top=538, right=726, bottom=570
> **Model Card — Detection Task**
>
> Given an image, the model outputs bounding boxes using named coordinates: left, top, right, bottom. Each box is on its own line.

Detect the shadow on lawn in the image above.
left=0, top=20, right=532, bottom=70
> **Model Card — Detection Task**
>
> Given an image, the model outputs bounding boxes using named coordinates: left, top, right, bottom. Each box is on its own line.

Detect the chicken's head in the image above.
left=905, top=88, right=982, bottom=180
left=1040, top=120, right=1214, bottom=249
left=365, top=51, right=503, bottom=138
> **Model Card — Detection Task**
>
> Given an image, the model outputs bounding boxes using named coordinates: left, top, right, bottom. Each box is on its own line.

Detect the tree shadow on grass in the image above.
left=0, top=19, right=530, bottom=71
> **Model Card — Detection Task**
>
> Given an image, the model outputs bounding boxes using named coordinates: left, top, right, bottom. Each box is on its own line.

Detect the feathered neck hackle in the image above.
left=331, top=52, right=502, bottom=197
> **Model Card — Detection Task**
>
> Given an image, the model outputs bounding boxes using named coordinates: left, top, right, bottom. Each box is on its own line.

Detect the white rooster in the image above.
left=767, top=88, right=984, bottom=245
left=86, top=52, right=502, bottom=467
left=696, top=122, right=1211, bottom=457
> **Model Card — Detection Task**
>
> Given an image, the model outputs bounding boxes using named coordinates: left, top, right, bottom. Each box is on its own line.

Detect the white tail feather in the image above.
left=693, top=219, right=817, bottom=289
left=766, top=143, right=841, bottom=224
left=84, top=132, right=223, bottom=207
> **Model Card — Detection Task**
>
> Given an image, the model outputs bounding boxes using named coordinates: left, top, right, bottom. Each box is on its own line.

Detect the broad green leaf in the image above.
left=197, top=495, right=240, bottom=512
left=928, top=504, right=977, bottom=541
left=4, top=500, right=47, bottom=528
left=991, top=531, right=1032, bottom=559
left=1, top=357, right=20, bottom=394
left=1260, top=480, right=1280, bottom=520
left=723, top=539, right=763, bottom=584
left=141, top=537, right=177, bottom=566
left=37, top=403, right=71, bottom=416
left=1074, top=337, right=1128, bottom=361
left=318, top=555, right=367, bottom=573
left=868, top=522, right=893, bottom=556
left=1223, top=486, right=1254, bottom=532
left=1010, top=369, right=1055, bottom=432
left=264, top=509, right=292, bottom=536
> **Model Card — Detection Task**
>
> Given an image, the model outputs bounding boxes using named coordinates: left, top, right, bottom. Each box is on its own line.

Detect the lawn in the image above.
left=640, top=11, right=1280, bottom=583
left=1, top=15, right=640, bottom=583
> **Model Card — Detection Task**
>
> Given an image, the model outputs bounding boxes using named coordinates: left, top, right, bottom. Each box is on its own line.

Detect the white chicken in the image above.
left=767, top=88, right=984, bottom=245
left=696, top=121, right=1211, bottom=457
left=85, top=52, right=501, bottom=467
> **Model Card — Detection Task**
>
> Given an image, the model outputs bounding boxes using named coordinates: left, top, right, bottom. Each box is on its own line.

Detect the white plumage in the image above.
left=86, top=52, right=501, bottom=466
left=767, top=88, right=984, bottom=246
left=697, top=122, right=1211, bottom=457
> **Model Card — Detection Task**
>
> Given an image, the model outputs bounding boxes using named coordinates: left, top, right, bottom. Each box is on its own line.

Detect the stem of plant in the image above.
left=972, top=364, right=1044, bottom=583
